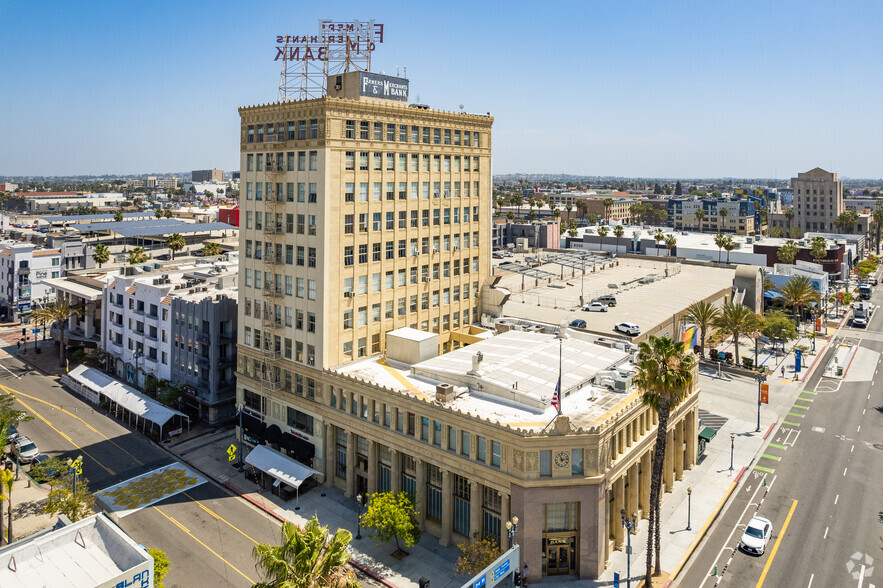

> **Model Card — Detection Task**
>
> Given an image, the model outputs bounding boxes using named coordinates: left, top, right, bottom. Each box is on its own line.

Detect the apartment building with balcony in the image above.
left=0, top=242, right=61, bottom=320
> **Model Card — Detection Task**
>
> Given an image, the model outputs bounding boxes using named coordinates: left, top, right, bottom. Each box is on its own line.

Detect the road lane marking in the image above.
left=768, top=443, right=788, bottom=450
left=783, top=420, right=800, bottom=426
left=862, top=409, right=866, bottom=415
left=0, top=387, right=115, bottom=476
left=834, top=494, right=839, bottom=505
left=756, top=499, right=798, bottom=588
left=0, top=384, right=143, bottom=466
left=852, top=445, right=855, bottom=453
left=754, top=465, right=775, bottom=473
left=808, top=573, right=814, bottom=587
left=802, top=390, right=817, bottom=395
left=793, top=404, right=811, bottom=410
left=843, top=467, right=848, bottom=476
left=182, top=492, right=262, bottom=545
left=824, top=527, right=829, bottom=539
left=857, top=425, right=861, bottom=433
left=152, top=506, right=255, bottom=585
left=787, top=412, right=805, bottom=418
left=761, top=454, right=782, bottom=462
left=798, top=396, right=814, bottom=402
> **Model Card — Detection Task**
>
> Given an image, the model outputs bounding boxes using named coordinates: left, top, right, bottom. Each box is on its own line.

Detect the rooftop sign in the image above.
left=275, top=20, right=384, bottom=62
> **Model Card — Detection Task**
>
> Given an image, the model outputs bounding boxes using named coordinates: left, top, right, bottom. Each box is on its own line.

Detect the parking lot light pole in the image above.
left=621, top=509, right=637, bottom=588
left=730, top=433, right=735, bottom=473
left=686, top=487, right=692, bottom=531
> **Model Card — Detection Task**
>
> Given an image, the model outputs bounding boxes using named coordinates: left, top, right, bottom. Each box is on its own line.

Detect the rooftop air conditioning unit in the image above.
left=614, top=376, right=632, bottom=392
left=435, top=383, right=455, bottom=403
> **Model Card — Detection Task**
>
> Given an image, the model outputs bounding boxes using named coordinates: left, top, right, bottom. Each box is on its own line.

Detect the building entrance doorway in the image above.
left=542, top=534, right=577, bottom=576
left=547, top=545, right=569, bottom=575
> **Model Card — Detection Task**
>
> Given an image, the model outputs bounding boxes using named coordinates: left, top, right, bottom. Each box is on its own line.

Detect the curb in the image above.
left=664, top=466, right=746, bottom=588
left=762, top=421, right=776, bottom=440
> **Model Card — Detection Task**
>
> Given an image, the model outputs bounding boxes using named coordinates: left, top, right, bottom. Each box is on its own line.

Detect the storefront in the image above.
left=541, top=502, right=580, bottom=577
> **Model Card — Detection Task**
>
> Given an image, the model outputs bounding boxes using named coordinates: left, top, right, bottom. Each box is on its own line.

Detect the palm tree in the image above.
left=588, top=213, right=598, bottom=225
left=834, top=210, right=858, bottom=234
left=252, top=517, right=356, bottom=588
left=779, top=275, right=820, bottom=328
left=127, top=247, right=147, bottom=265
left=713, top=302, right=759, bottom=361
left=770, top=226, right=784, bottom=238
left=718, top=206, right=729, bottom=232
left=634, top=336, right=696, bottom=580
left=91, top=243, right=110, bottom=268
left=603, top=198, right=614, bottom=225
left=872, top=202, right=883, bottom=254
left=613, top=224, right=625, bottom=253
left=154, top=209, right=163, bottom=219
left=203, top=242, right=221, bottom=257
left=664, top=233, right=677, bottom=256
left=788, top=225, right=802, bottom=239
left=810, top=236, right=827, bottom=265
left=163, top=209, right=173, bottom=219
left=684, top=300, right=720, bottom=358
left=652, top=228, right=665, bottom=256
left=597, top=226, right=608, bottom=251
left=113, top=210, right=123, bottom=222
left=630, top=202, right=646, bottom=225
left=723, top=236, right=736, bottom=264
left=784, top=207, right=795, bottom=230
left=576, top=200, right=588, bottom=220
left=166, top=233, right=186, bottom=260
left=694, top=209, right=705, bottom=232
left=31, top=299, right=78, bottom=368
left=777, top=240, right=799, bottom=264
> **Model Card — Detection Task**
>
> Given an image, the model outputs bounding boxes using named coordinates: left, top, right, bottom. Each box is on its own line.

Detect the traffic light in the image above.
left=514, top=571, right=522, bottom=586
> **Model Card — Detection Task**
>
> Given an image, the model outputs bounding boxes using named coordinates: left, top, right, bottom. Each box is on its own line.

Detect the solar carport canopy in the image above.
left=68, top=219, right=236, bottom=237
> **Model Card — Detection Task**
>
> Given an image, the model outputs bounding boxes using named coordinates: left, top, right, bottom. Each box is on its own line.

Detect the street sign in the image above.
left=472, top=576, right=486, bottom=588
left=760, top=383, right=769, bottom=404
left=227, top=443, right=237, bottom=462
left=753, top=331, right=760, bottom=339
left=613, top=572, right=620, bottom=588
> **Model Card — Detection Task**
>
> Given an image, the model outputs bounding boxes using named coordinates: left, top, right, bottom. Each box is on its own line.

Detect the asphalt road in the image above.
left=679, top=286, right=883, bottom=588
left=0, top=353, right=382, bottom=588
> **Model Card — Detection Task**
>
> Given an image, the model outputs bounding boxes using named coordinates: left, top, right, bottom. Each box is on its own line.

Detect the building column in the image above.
left=674, top=419, right=685, bottom=481
left=501, top=493, right=510, bottom=540
left=391, top=450, right=401, bottom=494
left=367, top=440, right=377, bottom=495
left=415, top=459, right=426, bottom=528
left=613, top=476, right=625, bottom=549
left=685, top=409, right=697, bottom=469
left=664, top=429, right=674, bottom=493
left=627, top=463, right=639, bottom=529
left=84, top=302, right=95, bottom=338
left=640, top=451, right=651, bottom=519
left=345, top=431, right=355, bottom=498
left=470, top=480, right=481, bottom=540
left=323, top=423, right=335, bottom=484
left=440, top=469, right=453, bottom=547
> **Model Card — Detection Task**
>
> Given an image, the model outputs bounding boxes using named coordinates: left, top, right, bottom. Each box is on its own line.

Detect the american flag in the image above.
left=551, top=377, right=561, bottom=414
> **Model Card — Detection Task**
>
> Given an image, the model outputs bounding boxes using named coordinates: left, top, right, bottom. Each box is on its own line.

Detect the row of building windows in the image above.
left=246, top=121, right=318, bottom=143
left=243, top=180, right=483, bottom=204
left=343, top=120, right=482, bottom=147
left=795, top=188, right=834, bottom=195
left=246, top=152, right=317, bottom=172
left=344, top=152, right=480, bottom=173
left=343, top=210, right=480, bottom=233
left=340, top=307, right=478, bottom=358
left=243, top=270, right=316, bottom=299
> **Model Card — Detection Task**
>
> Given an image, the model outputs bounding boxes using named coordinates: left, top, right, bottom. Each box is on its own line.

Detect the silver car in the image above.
left=13, top=436, right=39, bottom=464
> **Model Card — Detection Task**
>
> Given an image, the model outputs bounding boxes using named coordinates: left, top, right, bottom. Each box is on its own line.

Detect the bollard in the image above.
left=763, top=477, right=767, bottom=486
left=713, top=565, right=718, bottom=576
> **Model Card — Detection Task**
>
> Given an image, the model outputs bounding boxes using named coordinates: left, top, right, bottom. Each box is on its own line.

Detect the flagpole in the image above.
left=558, top=336, right=563, bottom=415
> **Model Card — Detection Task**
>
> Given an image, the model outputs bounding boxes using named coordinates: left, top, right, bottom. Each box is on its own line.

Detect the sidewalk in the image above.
left=166, top=428, right=466, bottom=588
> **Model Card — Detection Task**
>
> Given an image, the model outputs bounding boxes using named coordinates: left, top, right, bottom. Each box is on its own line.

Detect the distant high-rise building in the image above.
left=192, top=169, right=225, bottom=183
left=792, top=167, right=843, bottom=234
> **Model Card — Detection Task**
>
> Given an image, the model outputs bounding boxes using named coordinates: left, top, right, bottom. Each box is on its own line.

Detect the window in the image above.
left=482, top=486, right=502, bottom=546
left=421, top=417, right=430, bottom=442
left=426, top=463, right=443, bottom=522
left=540, top=450, right=552, bottom=477
left=491, top=441, right=501, bottom=468
left=572, top=448, right=584, bottom=475
left=477, top=436, right=486, bottom=462
left=461, top=431, right=470, bottom=456
left=453, top=474, right=471, bottom=536
left=447, top=426, right=456, bottom=451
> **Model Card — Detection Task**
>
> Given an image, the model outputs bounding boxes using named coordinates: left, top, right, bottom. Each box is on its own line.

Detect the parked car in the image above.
left=740, top=516, right=773, bottom=555
left=569, top=319, right=587, bottom=329
left=614, top=322, right=641, bottom=336
left=4, top=424, right=18, bottom=443
left=28, top=454, right=61, bottom=483
left=583, top=302, right=608, bottom=312
left=156, top=253, right=171, bottom=261
left=592, top=295, right=617, bottom=307
left=492, top=252, right=505, bottom=259
left=13, top=436, right=40, bottom=464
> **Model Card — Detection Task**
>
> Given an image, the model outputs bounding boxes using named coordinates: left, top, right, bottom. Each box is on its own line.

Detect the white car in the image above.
left=13, top=436, right=40, bottom=464
left=583, top=302, right=608, bottom=312
left=615, top=322, right=641, bottom=336
left=740, top=516, right=773, bottom=555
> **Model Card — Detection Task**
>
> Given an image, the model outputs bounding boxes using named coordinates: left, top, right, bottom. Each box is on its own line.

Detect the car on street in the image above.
left=569, top=319, right=587, bottom=329
left=13, top=436, right=40, bottom=464
left=614, top=322, right=641, bottom=336
left=739, top=516, right=773, bottom=555
left=592, top=295, right=617, bottom=307
left=492, top=252, right=504, bottom=259
left=583, top=302, right=608, bottom=312
left=156, top=253, right=172, bottom=261
left=5, top=424, right=18, bottom=443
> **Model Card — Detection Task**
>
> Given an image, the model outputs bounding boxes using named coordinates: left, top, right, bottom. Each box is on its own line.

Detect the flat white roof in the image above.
left=388, top=326, right=438, bottom=342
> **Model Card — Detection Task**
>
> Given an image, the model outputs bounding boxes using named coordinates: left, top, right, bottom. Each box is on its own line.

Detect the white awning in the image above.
left=65, top=365, right=187, bottom=428
left=244, top=444, right=320, bottom=489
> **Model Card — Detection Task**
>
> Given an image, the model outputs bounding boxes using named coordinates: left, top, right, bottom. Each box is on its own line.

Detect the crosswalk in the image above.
left=698, top=409, right=728, bottom=432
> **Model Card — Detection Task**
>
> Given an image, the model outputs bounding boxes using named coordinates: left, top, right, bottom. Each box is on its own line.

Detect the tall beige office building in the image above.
left=236, top=70, right=493, bottom=400
left=792, top=167, right=843, bottom=234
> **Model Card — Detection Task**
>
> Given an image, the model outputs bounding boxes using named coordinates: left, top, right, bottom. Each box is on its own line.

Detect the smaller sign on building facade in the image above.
left=358, top=71, right=408, bottom=101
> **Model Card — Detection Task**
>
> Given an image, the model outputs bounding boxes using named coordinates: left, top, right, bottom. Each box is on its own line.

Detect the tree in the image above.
left=674, top=181, right=683, bottom=196
left=788, top=225, right=801, bottom=239
left=872, top=203, right=883, bottom=254
left=603, top=198, right=614, bottom=225
left=613, top=224, right=625, bottom=253
left=684, top=300, right=720, bottom=358
left=203, top=242, right=221, bottom=257
left=43, top=472, right=95, bottom=522
left=0, top=469, right=12, bottom=545
left=252, top=517, right=356, bottom=588
left=113, top=210, right=123, bottom=222
left=664, top=233, right=677, bottom=255
left=714, top=302, right=759, bottom=361
left=575, top=199, right=588, bottom=220
left=770, top=226, right=784, bottom=238
left=92, top=243, right=110, bottom=268
left=506, top=211, right=514, bottom=221
left=694, top=209, right=705, bottom=232
left=761, top=310, right=797, bottom=351
left=718, top=207, right=729, bottom=232
left=810, top=236, right=828, bottom=265
left=653, top=183, right=662, bottom=195
left=588, top=213, right=598, bottom=225
left=653, top=228, right=665, bottom=256
left=127, top=247, right=148, bottom=265
left=777, top=240, right=798, bottom=264
left=634, top=336, right=696, bottom=580
left=779, top=275, right=820, bottom=327
left=834, top=210, right=859, bottom=234
left=713, top=233, right=727, bottom=263
left=723, top=236, right=736, bottom=264
left=28, top=456, right=67, bottom=485
left=166, top=233, right=185, bottom=260
left=598, top=225, right=608, bottom=240
left=148, top=548, right=171, bottom=588
left=31, top=300, right=79, bottom=368
left=456, top=536, right=502, bottom=576
left=155, top=209, right=163, bottom=219
left=359, top=491, right=421, bottom=554
left=163, top=209, right=173, bottom=219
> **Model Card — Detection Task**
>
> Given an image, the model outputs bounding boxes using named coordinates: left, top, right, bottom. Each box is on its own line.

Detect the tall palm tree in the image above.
left=779, top=275, right=820, bottom=327
left=597, top=226, right=608, bottom=251
left=31, top=299, right=78, bottom=368
left=203, top=242, right=221, bottom=257
left=694, top=209, right=705, bottom=232
left=252, top=517, right=356, bottom=588
left=664, top=233, right=677, bottom=256
left=784, top=207, right=795, bottom=229
left=724, top=236, right=736, bottom=264
left=91, top=243, right=110, bottom=268
left=167, top=233, right=186, bottom=260
left=810, top=236, right=827, bottom=265
left=613, top=224, right=625, bottom=253
left=788, top=225, right=802, bottom=239
left=713, top=302, right=759, bottom=361
left=777, top=240, right=799, bottom=264
left=603, top=198, right=614, bottom=225
left=163, top=209, right=173, bottom=219
left=684, top=300, right=720, bottom=358
left=653, top=228, right=665, bottom=256
left=576, top=199, right=588, bottom=220
left=634, top=336, right=696, bottom=580
left=872, top=203, right=883, bottom=254
left=127, top=247, right=147, bottom=265
left=154, top=209, right=163, bottom=219
left=714, top=233, right=727, bottom=264
left=113, top=210, right=123, bottom=222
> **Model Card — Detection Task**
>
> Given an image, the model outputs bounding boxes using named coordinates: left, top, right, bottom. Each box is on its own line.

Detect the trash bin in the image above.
left=419, top=578, right=430, bottom=588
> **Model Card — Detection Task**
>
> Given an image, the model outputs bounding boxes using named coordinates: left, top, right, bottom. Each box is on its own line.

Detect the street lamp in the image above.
left=132, top=349, right=143, bottom=389
left=237, top=404, right=245, bottom=473
left=355, top=493, right=363, bottom=540
left=505, top=515, right=519, bottom=549
left=620, top=509, right=637, bottom=588
left=686, top=488, right=692, bottom=531
left=755, top=373, right=766, bottom=433
left=729, top=433, right=735, bottom=473
left=67, top=454, right=83, bottom=500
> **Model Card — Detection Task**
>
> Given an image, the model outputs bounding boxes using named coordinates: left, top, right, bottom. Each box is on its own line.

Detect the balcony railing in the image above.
left=262, top=287, right=283, bottom=298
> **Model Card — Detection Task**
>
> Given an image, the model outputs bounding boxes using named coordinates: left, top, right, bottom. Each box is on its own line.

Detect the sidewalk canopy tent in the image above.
left=62, top=365, right=190, bottom=438
left=244, top=444, right=320, bottom=491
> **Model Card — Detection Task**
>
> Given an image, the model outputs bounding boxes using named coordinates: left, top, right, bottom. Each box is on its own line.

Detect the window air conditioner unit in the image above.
left=453, top=245, right=459, bottom=250
left=412, top=248, right=419, bottom=256
left=433, top=246, right=439, bottom=253
left=422, top=277, right=431, bottom=283
left=344, top=291, right=353, bottom=298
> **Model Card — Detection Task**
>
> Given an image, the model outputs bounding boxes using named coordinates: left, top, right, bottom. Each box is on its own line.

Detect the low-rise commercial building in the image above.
left=0, top=242, right=62, bottom=319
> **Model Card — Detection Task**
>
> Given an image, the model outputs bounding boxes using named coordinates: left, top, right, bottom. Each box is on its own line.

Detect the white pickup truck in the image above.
left=853, top=301, right=874, bottom=327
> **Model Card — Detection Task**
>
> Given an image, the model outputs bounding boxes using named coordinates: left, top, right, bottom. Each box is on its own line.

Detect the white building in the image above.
left=21, top=192, right=127, bottom=213
left=0, top=242, right=62, bottom=319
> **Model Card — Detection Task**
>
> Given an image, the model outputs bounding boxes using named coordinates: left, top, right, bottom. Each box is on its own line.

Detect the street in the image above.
left=0, top=352, right=381, bottom=588
left=679, top=287, right=883, bottom=588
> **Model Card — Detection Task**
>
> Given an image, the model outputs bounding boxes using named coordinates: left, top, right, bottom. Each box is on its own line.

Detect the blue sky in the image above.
left=2, top=0, right=882, bottom=179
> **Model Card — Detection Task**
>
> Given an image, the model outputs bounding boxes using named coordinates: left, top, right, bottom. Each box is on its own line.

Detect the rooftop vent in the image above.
left=435, top=383, right=455, bottom=403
